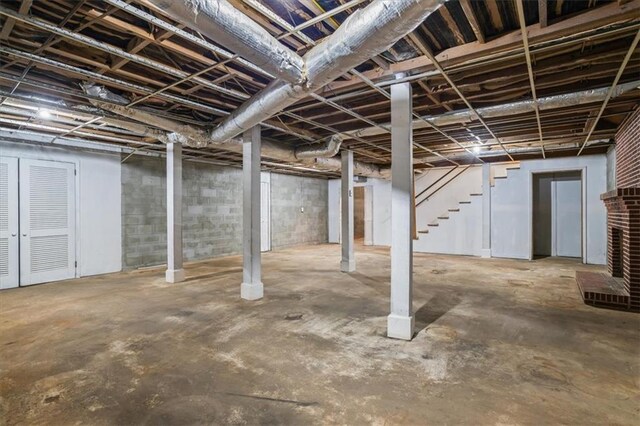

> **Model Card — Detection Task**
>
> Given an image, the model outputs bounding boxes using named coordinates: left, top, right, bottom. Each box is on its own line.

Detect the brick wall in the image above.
left=121, top=156, right=328, bottom=268
left=602, top=189, right=640, bottom=310
left=615, top=107, right=640, bottom=188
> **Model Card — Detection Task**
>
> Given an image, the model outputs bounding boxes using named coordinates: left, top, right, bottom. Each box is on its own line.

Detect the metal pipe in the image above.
left=141, top=0, right=305, bottom=84
left=0, top=5, right=249, bottom=100
left=578, top=29, right=640, bottom=155
left=295, top=135, right=342, bottom=159
left=346, top=81, right=640, bottom=138
left=207, top=0, right=445, bottom=144
left=79, top=84, right=384, bottom=177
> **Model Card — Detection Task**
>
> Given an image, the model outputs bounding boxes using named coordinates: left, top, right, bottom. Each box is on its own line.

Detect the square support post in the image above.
left=481, top=163, right=492, bottom=258
left=341, top=150, right=355, bottom=272
left=387, top=82, right=414, bottom=340
left=241, top=125, right=264, bottom=300
left=166, top=142, right=184, bottom=283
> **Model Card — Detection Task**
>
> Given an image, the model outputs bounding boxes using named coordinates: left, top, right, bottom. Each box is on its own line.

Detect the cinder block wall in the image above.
left=271, top=173, right=328, bottom=249
left=122, top=156, right=328, bottom=269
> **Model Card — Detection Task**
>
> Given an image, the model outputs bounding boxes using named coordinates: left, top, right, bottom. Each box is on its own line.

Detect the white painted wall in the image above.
left=0, top=141, right=122, bottom=276
left=328, top=178, right=392, bottom=246
left=414, top=195, right=482, bottom=256
left=353, top=156, right=607, bottom=265
left=415, top=166, right=482, bottom=229
left=491, top=155, right=607, bottom=264
left=606, top=146, right=616, bottom=191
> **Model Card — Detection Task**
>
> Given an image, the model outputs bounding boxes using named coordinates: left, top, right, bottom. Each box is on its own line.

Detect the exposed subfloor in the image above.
left=1, top=244, right=639, bottom=425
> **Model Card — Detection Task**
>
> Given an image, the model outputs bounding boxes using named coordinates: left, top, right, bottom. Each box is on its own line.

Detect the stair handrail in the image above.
left=415, top=166, right=459, bottom=200
left=415, top=165, right=471, bottom=208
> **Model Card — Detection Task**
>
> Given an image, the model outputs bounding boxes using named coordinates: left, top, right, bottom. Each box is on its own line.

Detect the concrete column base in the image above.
left=387, top=313, right=414, bottom=340
left=481, top=249, right=492, bottom=258
left=165, top=268, right=185, bottom=283
left=241, top=282, right=264, bottom=300
left=340, top=259, right=356, bottom=273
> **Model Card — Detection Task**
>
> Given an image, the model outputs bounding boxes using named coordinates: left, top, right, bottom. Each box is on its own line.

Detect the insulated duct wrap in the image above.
left=304, top=0, right=443, bottom=88
left=295, top=135, right=342, bottom=159
left=347, top=80, right=640, bottom=138
left=205, top=0, right=445, bottom=145
left=80, top=85, right=384, bottom=177
left=81, top=83, right=211, bottom=147
left=208, top=80, right=307, bottom=144
left=143, top=0, right=305, bottom=84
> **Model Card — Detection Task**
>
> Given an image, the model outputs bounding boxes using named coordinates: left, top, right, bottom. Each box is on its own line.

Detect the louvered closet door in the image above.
left=19, top=159, right=76, bottom=286
left=0, top=157, right=19, bottom=289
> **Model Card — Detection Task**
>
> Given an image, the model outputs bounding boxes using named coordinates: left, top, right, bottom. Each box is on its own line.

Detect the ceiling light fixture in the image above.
left=37, top=109, right=51, bottom=119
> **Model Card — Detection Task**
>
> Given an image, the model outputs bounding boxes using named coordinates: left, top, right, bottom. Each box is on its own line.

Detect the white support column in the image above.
left=166, top=142, right=185, bottom=283
left=481, top=163, right=492, bottom=258
left=241, top=125, right=264, bottom=300
left=341, top=150, right=355, bottom=272
left=387, top=82, right=414, bottom=341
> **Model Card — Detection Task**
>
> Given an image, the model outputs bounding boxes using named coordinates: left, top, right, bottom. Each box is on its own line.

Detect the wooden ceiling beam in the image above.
left=459, top=0, right=485, bottom=43
left=321, top=0, right=640, bottom=94
left=539, top=0, right=548, bottom=28
left=0, top=0, right=33, bottom=40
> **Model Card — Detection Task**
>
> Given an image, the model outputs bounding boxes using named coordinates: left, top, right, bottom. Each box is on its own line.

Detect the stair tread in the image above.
left=470, top=193, right=482, bottom=196
left=418, top=229, right=429, bottom=234
left=448, top=208, right=460, bottom=212
left=437, top=216, right=449, bottom=219
left=494, top=176, right=507, bottom=179
left=459, top=201, right=471, bottom=204
left=427, top=223, right=439, bottom=227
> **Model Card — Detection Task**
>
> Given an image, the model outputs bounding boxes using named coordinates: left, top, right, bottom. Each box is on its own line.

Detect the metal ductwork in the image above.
left=80, top=84, right=385, bottom=178
left=206, top=0, right=444, bottom=145
left=347, top=81, right=640, bottom=139
left=141, top=0, right=305, bottom=84
left=82, top=83, right=212, bottom=146
left=295, top=135, right=342, bottom=159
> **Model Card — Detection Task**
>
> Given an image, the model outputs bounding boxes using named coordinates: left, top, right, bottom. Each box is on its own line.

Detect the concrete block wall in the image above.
left=122, top=156, right=169, bottom=268
left=122, top=156, right=328, bottom=269
left=271, top=173, right=328, bottom=249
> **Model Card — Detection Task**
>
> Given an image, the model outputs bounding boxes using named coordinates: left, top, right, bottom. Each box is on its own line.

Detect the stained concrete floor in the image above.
left=1, top=244, right=639, bottom=425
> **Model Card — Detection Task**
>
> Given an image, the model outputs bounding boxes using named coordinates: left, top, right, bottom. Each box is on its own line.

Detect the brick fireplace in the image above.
left=576, top=108, right=639, bottom=311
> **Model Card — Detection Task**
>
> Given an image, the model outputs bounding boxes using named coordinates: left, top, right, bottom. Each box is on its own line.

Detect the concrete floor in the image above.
left=1, top=244, right=638, bottom=425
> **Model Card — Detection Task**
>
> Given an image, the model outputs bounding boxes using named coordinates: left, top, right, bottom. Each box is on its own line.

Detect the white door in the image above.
left=260, top=179, right=271, bottom=252
left=364, top=186, right=373, bottom=246
left=19, top=159, right=76, bottom=286
left=553, top=173, right=582, bottom=258
left=0, top=157, right=19, bottom=289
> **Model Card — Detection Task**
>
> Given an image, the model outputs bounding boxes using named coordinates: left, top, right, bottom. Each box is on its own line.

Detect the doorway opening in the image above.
left=532, top=171, right=582, bottom=259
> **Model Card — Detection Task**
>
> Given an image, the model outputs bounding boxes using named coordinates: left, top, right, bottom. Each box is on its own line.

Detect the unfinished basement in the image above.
left=0, top=0, right=639, bottom=424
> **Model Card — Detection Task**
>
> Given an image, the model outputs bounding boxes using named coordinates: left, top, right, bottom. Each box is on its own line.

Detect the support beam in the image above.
left=0, top=0, right=32, bottom=40
left=387, top=82, right=414, bottom=341
left=341, top=150, right=355, bottom=272
left=577, top=28, right=640, bottom=156
left=481, top=163, right=492, bottom=258
left=166, top=142, right=184, bottom=283
left=241, top=125, right=264, bottom=300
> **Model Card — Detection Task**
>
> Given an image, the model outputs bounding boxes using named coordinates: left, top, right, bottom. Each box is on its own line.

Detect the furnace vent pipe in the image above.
left=142, top=0, right=305, bottom=84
